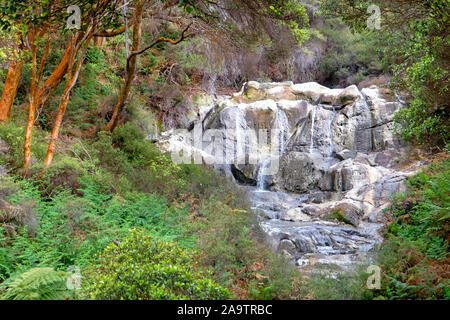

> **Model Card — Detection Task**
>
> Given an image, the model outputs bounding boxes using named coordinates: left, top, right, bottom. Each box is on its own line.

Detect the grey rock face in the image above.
left=275, top=152, right=328, bottom=193
left=336, top=149, right=357, bottom=161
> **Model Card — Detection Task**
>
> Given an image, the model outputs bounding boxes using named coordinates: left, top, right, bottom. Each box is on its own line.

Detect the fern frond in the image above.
left=0, top=267, right=69, bottom=300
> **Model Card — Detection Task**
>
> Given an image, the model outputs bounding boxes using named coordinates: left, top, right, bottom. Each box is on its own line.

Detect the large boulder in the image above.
left=274, top=152, right=328, bottom=193
left=234, top=81, right=298, bottom=102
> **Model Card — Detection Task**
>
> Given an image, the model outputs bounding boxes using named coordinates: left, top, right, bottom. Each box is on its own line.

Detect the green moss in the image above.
left=329, top=209, right=352, bottom=225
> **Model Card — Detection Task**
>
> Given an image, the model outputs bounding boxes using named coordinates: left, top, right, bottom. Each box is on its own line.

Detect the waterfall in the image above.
left=275, top=108, right=289, bottom=155
left=325, top=107, right=337, bottom=157
left=309, top=105, right=317, bottom=153
left=257, top=157, right=271, bottom=190
left=256, top=108, right=289, bottom=191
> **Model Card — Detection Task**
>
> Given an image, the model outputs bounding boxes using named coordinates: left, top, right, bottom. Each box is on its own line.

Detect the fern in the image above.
left=0, top=267, right=69, bottom=300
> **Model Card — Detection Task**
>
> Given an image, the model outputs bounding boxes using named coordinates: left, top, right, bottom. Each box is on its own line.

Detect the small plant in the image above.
left=0, top=267, right=70, bottom=300
left=329, top=209, right=352, bottom=225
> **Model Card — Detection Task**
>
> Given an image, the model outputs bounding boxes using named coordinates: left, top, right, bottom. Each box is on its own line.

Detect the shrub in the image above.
left=303, top=266, right=374, bottom=300
left=0, top=122, right=47, bottom=169
left=83, top=229, right=229, bottom=300
left=193, top=198, right=259, bottom=280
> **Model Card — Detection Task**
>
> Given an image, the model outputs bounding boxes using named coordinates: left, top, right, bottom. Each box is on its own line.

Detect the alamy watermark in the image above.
left=66, top=265, right=82, bottom=290
left=67, top=5, right=81, bottom=30
left=367, top=4, right=381, bottom=30
left=366, top=265, right=381, bottom=290
left=170, top=124, right=287, bottom=176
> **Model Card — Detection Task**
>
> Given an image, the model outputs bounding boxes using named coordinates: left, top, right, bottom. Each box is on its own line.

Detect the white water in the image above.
left=256, top=157, right=271, bottom=190
left=275, top=108, right=290, bottom=154
left=309, top=106, right=317, bottom=153
left=256, top=108, right=289, bottom=191
left=325, top=107, right=337, bottom=157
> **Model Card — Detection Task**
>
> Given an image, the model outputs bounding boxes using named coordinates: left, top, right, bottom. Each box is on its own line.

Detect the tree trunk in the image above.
left=104, top=0, right=145, bottom=132
left=44, top=32, right=93, bottom=169
left=23, top=30, right=38, bottom=170
left=23, top=27, right=52, bottom=170
left=0, top=58, right=24, bottom=122
left=36, top=35, right=78, bottom=108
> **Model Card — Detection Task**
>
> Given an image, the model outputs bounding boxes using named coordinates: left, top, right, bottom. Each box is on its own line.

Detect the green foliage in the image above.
left=249, top=254, right=303, bottom=300
left=0, top=122, right=47, bottom=169
left=0, top=173, right=194, bottom=282
left=321, top=0, right=450, bottom=147
left=377, top=240, right=449, bottom=300
left=189, top=195, right=305, bottom=299
left=388, top=160, right=449, bottom=260
left=393, top=95, right=449, bottom=147
left=318, top=18, right=387, bottom=86
left=83, top=229, right=229, bottom=300
left=304, top=266, right=374, bottom=300
left=0, top=267, right=69, bottom=300
left=268, top=1, right=310, bottom=44
left=193, top=198, right=256, bottom=279
left=377, top=160, right=450, bottom=299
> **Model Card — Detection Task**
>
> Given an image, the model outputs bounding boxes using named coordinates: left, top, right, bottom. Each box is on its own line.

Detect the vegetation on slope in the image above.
left=377, top=158, right=449, bottom=299
left=0, top=118, right=306, bottom=299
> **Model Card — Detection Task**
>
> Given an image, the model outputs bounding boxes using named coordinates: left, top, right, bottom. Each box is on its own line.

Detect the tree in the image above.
left=41, top=0, right=123, bottom=169
left=104, top=0, right=311, bottom=131
left=43, top=31, right=95, bottom=169
left=0, top=35, right=24, bottom=123
left=0, top=0, right=122, bottom=170
left=1, top=0, right=312, bottom=170
left=321, top=0, right=450, bottom=147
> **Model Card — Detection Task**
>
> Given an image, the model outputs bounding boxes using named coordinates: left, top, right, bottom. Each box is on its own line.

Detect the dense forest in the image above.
left=0, top=0, right=448, bottom=300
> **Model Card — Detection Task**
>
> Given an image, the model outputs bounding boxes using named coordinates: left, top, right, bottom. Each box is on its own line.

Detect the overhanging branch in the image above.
left=126, top=22, right=193, bottom=71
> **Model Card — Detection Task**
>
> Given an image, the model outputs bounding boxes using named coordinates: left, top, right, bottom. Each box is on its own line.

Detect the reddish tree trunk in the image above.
left=23, top=28, right=51, bottom=170
left=44, top=31, right=94, bottom=169
left=0, top=58, right=24, bottom=122
left=23, top=29, right=38, bottom=170
left=104, top=0, right=145, bottom=132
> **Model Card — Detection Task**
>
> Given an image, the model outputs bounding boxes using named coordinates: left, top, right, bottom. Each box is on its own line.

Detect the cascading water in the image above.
left=275, top=108, right=289, bottom=154
left=309, top=106, right=317, bottom=153
left=325, top=107, right=337, bottom=157
left=256, top=108, right=289, bottom=191
left=256, top=157, right=271, bottom=190
left=158, top=82, right=403, bottom=273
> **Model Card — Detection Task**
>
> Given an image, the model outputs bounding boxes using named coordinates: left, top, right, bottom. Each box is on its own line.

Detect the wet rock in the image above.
left=235, top=81, right=297, bottom=102
left=336, top=149, right=357, bottom=161
left=278, top=239, right=297, bottom=255
left=275, top=152, right=327, bottom=193
left=277, top=100, right=311, bottom=130
left=336, top=85, right=362, bottom=105
left=282, top=208, right=312, bottom=222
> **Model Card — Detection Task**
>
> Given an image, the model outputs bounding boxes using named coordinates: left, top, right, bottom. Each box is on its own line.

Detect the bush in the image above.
left=303, top=266, right=374, bottom=300
left=0, top=122, right=47, bottom=169
left=317, top=19, right=386, bottom=87
left=83, top=229, right=230, bottom=300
